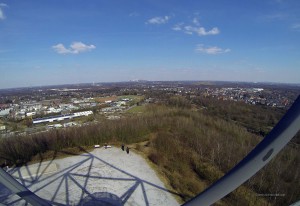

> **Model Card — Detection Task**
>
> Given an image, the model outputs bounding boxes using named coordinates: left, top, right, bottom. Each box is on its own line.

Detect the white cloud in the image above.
left=172, top=23, right=183, bottom=31
left=291, top=23, right=300, bottom=31
left=192, top=17, right=200, bottom=26
left=52, top=44, right=70, bottom=54
left=183, top=26, right=194, bottom=34
left=0, top=9, right=5, bottom=20
left=173, top=17, right=219, bottom=36
left=184, top=25, right=219, bottom=36
left=52, top=42, right=96, bottom=54
left=70, top=42, right=96, bottom=54
left=129, top=12, right=139, bottom=17
left=0, top=3, right=8, bottom=20
left=146, top=16, right=170, bottom=25
left=195, top=44, right=230, bottom=55
left=265, top=13, right=285, bottom=20
left=173, top=20, right=219, bottom=36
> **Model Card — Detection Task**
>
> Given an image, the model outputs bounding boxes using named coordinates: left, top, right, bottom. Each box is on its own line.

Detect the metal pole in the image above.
left=0, top=168, right=51, bottom=206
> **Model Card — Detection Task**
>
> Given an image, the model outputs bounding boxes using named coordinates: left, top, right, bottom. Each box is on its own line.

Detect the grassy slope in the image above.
left=126, top=105, right=146, bottom=113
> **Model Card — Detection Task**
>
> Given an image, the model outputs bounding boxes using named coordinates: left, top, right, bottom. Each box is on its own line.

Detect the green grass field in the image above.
left=118, top=95, right=144, bottom=102
left=126, top=105, right=146, bottom=113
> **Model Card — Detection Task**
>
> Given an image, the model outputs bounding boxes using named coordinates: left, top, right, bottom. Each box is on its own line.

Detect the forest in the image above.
left=0, top=96, right=299, bottom=205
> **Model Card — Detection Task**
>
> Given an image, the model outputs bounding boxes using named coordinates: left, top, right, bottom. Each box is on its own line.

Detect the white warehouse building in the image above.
left=32, top=111, right=93, bottom=124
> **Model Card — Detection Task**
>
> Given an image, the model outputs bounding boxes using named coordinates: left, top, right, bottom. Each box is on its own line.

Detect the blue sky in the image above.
left=0, top=0, right=300, bottom=88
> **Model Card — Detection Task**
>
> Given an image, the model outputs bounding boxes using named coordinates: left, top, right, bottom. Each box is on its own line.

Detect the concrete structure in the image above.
left=73, top=111, right=93, bottom=117
left=2, top=148, right=179, bottom=206
left=22, top=103, right=42, bottom=111
left=63, top=122, right=77, bottom=127
left=26, top=112, right=36, bottom=117
left=0, top=125, right=6, bottom=131
left=45, top=107, right=62, bottom=114
left=0, top=109, right=11, bottom=117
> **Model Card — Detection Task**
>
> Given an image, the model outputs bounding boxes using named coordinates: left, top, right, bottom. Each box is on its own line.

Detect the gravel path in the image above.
left=1, top=147, right=180, bottom=206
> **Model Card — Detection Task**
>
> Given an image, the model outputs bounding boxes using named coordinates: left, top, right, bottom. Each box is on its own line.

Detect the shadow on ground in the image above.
left=1, top=147, right=180, bottom=206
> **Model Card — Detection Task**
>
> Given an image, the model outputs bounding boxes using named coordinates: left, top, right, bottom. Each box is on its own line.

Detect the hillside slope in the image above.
left=0, top=102, right=299, bottom=205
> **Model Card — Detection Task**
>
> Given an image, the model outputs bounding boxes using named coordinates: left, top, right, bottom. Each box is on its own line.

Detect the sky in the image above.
left=0, top=0, right=300, bottom=89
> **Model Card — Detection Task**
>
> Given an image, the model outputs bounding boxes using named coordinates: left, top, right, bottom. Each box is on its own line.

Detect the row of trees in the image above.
left=190, top=96, right=286, bottom=136
left=0, top=116, right=152, bottom=165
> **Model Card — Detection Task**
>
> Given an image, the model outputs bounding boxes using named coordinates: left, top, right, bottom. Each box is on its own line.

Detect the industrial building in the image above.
left=32, top=111, right=93, bottom=124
